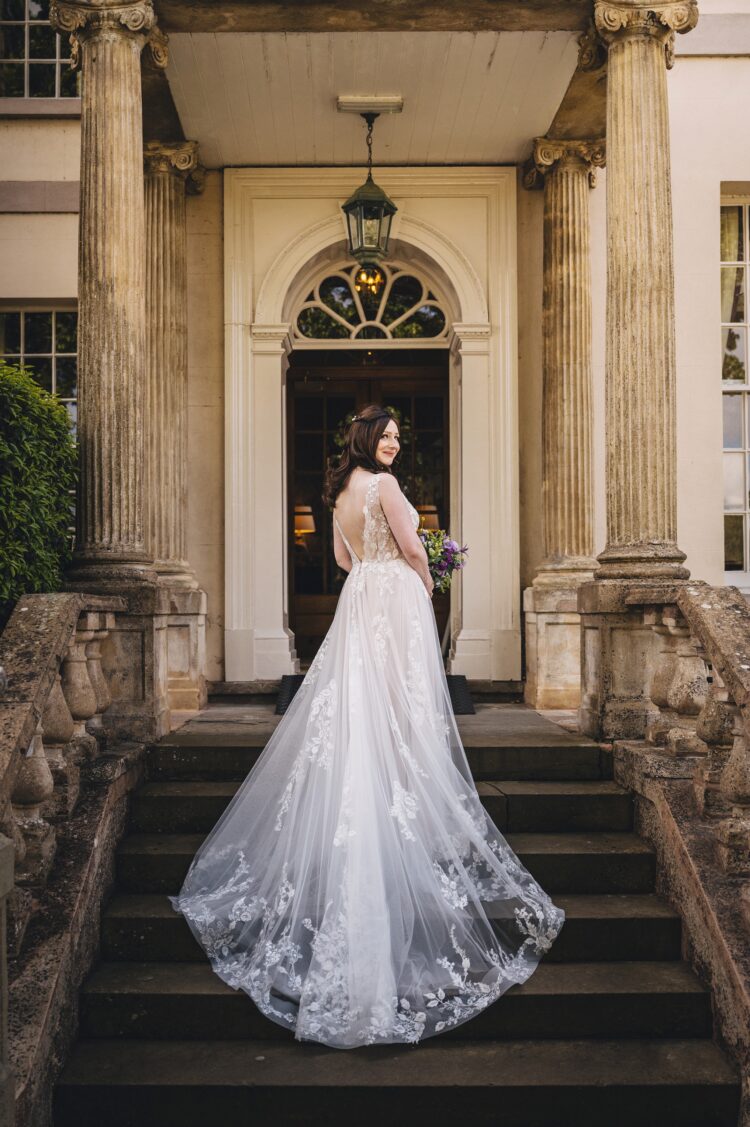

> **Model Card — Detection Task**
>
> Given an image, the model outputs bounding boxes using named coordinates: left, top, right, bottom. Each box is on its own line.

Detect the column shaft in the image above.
left=144, top=143, right=199, bottom=576
left=596, top=1, right=697, bottom=577
left=50, top=0, right=165, bottom=569
left=76, top=21, right=146, bottom=558
left=540, top=148, right=599, bottom=569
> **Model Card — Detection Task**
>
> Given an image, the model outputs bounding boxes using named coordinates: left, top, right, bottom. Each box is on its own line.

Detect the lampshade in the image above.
left=416, top=505, right=440, bottom=531
left=294, top=505, right=316, bottom=535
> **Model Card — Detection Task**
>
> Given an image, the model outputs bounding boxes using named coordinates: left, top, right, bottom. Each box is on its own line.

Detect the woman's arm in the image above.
left=332, top=516, right=353, bottom=573
left=378, top=474, right=434, bottom=594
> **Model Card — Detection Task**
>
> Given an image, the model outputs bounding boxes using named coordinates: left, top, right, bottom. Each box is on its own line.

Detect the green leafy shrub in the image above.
left=0, top=361, right=77, bottom=627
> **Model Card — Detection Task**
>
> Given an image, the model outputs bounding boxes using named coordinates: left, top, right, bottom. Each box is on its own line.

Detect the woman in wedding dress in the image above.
left=170, top=404, right=565, bottom=1048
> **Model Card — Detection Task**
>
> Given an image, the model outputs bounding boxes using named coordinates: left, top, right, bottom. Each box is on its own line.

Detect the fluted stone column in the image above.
left=578, top=0, right=699, bottom=738
left=524, top=138, right=603, bottom=709
left=50, top=0, right=166, bottom=576
left=50, top=0, right=175, bottom=739
left=595, top=0, right=697, bottom=579
left=144, top=140, right=202, bottom=583
left=143, top=140, right=207, bottom=711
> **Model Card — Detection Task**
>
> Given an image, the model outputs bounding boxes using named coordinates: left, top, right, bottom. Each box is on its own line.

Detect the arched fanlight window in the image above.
left=294, top=263, right=448, bottom=342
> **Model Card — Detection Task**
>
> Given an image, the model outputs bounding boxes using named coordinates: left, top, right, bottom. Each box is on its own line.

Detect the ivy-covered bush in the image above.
left=0, top=361, right=77, bottom=628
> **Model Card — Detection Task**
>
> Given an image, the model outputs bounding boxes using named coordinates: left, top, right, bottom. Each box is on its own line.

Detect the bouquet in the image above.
left=418, top=529, right=468, bottom=594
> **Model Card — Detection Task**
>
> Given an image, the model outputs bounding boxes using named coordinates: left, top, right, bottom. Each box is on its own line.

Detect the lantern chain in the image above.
left=363, top=112, right=378, bottom=179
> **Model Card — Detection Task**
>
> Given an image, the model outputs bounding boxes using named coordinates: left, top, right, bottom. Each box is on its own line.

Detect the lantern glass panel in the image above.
left=362, top=215, right=380, bottom=251
left=346, top=210, right=359, bottom=255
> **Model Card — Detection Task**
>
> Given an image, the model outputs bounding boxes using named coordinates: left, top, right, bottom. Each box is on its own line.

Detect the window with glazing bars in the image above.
left=0, top=0, right=79, bottom=97
left=721, top=202, right=750, bottom=574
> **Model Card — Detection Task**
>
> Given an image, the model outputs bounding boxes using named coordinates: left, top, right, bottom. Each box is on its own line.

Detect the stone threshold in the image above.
left=8, top=743, right=146, bottom=1126
left=207, top=678, right=525, bottom=698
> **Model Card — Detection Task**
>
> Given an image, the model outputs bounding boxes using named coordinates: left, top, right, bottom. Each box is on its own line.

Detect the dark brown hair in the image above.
left=322, top=404, right=397, bottom=509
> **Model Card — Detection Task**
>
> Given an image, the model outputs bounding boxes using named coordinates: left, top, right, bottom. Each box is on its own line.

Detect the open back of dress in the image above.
left=171, top=469, right=565, bottom=1047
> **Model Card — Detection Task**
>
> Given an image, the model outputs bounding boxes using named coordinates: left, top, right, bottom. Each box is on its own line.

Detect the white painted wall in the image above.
left=0, top=120, right=79, bottom=299
left=668, top=54, right=750, bottom=585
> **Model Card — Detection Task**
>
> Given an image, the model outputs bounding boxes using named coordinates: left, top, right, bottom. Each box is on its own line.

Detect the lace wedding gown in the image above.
left=171, top=473, right=565, bottom=1047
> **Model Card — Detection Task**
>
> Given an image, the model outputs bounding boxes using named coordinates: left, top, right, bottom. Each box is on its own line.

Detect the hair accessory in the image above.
left=351, top=414, right=359, bottom=421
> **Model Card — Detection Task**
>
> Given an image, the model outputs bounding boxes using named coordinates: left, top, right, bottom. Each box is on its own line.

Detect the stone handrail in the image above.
left=634, top=581, right=750, bottom=879
left=0, top=591, right=125, bottom=1119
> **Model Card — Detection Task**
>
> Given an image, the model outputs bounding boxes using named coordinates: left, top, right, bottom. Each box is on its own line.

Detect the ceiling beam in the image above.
left=154, top=0, right=591, bottom=35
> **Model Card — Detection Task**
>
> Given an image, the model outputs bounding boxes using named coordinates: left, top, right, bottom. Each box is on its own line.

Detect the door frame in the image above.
left=223, top=167, right=520, bottom=682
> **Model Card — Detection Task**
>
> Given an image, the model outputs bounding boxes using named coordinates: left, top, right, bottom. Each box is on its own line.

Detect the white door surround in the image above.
left=223, top=167, right=520, bottom=682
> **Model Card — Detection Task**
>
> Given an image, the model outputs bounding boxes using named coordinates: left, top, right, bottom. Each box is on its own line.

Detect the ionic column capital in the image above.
left=50, top=0, right=167, bottom=68
left=144, top=141, right=203, bottom=189
left=530, top=138, right=606, bottom=188
left=595, top=1, right=698, bottom=67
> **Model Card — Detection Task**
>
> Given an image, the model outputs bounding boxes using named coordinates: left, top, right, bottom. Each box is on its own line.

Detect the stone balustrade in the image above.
left=0, top=591, right=125, bottom=1119
left=633, top=582, right=750, bottom=880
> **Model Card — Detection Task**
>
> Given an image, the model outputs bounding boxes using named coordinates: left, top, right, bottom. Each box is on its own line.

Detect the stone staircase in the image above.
left=52, top=704, right=741, bottom=1127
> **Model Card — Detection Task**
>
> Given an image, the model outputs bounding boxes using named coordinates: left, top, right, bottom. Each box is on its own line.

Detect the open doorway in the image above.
left=287, top=348, right=450, bottom=661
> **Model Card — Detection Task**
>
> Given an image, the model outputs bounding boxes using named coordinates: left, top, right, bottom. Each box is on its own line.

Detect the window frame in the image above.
left=0, top=0, right=79, bottom=100
left=721, top=196, right=750, bottom=586
left=0, top=302, right=78, bottom=429
left=292, top=261, right=451, bottom=349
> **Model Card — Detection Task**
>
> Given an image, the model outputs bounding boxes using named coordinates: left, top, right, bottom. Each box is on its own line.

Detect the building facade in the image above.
left=1, top=0, right=747, bottom=725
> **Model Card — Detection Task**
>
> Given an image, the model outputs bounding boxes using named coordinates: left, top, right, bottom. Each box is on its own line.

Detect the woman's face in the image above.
left=375, top=419, right=400, bottom=467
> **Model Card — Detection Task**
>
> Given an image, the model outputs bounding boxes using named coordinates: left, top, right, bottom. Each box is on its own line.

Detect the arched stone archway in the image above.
left=223, top=167, right=519, bottom=683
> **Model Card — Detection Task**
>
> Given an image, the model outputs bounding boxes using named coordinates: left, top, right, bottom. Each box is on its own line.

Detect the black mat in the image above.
left=275, top=673, right=475, bottom=715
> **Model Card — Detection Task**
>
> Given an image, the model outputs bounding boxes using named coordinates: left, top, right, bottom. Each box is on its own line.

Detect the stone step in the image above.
left=129, top=779, right=632, bottom=835
left=147, top=740, right=612, bottom=782
left=79, top=960, right=711, bottom=1042
left=117, top=832, right=656, bottom=895
left=53, top=1038, right=740, bottom=1127
left=101, top=892, right=681, bottom=965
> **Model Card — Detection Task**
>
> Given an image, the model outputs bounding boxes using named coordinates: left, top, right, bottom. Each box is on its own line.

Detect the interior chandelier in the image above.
left=342, top=113, right=397, bottom=298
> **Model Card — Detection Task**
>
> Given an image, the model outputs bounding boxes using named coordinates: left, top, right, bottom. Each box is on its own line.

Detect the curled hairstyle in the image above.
left=322, top=404, right=396, bottom=509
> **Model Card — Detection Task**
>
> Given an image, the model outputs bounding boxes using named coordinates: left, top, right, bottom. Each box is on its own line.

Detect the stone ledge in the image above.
left=613, top=740, right=750, bottom=1116
left=8, top=741, right=146, bottom=1126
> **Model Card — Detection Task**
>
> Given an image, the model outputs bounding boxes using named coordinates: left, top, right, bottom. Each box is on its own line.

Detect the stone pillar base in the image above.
left=523, top=580, right=588, bottom=710
left=578, top=577, right=686, bottom=741
left=64, top=574, right=171, bottom=741
left=161, top=582, right=208, bottom=713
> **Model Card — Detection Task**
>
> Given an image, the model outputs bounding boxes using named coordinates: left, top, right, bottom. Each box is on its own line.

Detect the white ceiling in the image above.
left=165, top=31, right=579, bottom=169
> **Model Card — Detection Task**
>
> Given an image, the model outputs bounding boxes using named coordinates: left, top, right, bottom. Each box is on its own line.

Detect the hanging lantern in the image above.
left=342, top=113, right=397, bottom=266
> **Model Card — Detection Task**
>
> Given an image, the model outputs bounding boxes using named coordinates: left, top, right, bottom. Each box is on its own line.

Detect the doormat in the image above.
left=275, top=673, right=475, bottom=715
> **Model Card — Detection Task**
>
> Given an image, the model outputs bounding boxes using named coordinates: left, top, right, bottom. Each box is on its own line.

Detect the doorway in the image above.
left=287, top=348, right=450, bottom=661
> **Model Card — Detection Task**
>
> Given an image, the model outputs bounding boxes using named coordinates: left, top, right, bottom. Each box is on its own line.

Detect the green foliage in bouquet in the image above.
left=0, top=360, right=77, bottom=628
left=419, top=528, right=468, bottom=594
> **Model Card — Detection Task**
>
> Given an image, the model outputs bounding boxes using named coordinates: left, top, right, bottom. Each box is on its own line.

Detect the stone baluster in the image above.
left=41, top=672, right=79, bottom=818
left=523, top=137, right=604, bottom=710
left=644, top=609, right=676, bottom=746
left=594, top=0, right=697, bottom=579
left=144, top=140, right=202, bottom=584
left=49, top=0, right=167, bottom=577
left=60, top=626, right=99, bottom=761
left=645, top=605, right=708, bottom=756
left=714, top=711, right=750, bottom=876
left=693, top=673, right=736, bottom=816
left=10, top=723, right=56, bottom=889
left=83, top=611, right=113, bottom=736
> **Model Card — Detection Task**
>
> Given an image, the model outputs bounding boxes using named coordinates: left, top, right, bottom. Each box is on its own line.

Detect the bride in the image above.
left=171, top=404, right=565, bottom=1048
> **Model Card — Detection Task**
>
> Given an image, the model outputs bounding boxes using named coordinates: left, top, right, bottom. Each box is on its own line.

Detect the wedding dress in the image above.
left=170, top=472, right=565, bottom=1048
